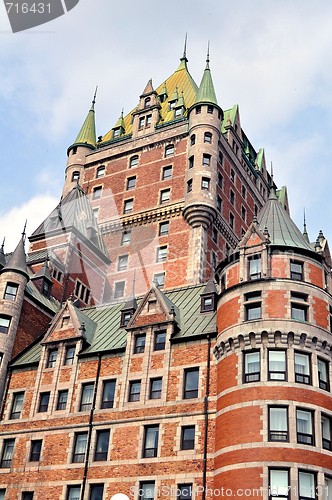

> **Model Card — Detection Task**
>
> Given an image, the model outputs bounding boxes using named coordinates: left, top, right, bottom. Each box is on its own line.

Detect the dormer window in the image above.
left=146, top=115, right=152, bottom=127
left=144, top=97, right=151, bottom=108
left=169, top=100, right=176, bottom=110
left=174, top=107, right=182, bottom=118
left=121, top=311, right=132, bottom=327
left=42, top=280, right=51, bottom=298
left=113, top=128, right=121, bottom=138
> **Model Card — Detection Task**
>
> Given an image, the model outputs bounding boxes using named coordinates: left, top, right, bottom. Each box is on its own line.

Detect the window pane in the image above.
left=245, top=352, right=260, bottom=374
left=270, top=470, right=289, bottom=497
left=144, top=426, right=159, bottom=457
left=184, top=369, right=199, bottom=398
left=102, top=381, right=115, bottom=408
left=297, top=410, right=312, bottom=434
left=140, top=483, right=155, bottom=500
left=90, top=485, right=104, bottom=500
left=295, top=353, right=310, bottom=374
left=299, top=472, right=315, bottom=499
left=269, top=351, right=286, bottom=379
left=68, top=487, right=81, bottom=500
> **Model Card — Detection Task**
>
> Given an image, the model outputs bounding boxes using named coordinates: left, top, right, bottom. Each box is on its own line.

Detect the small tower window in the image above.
left=204, top=132, right=212, bottom=144
left=190, top=134, right=195, bottom=146
left=92, top=186, right=102, bottom=200
left=71, top=171, right=80, bottom=182
left=4, top=283, right=18, bottom=301
left=187, top=179, right=193, bottom=193
left=139, top=117, right=145, bottom=129
left=123, top=199, right=133, bottom=214
left=160, top=189, right=170, bottom=204
left=154, top=272, right=165, bottom=289
left=129, top=155, right=139, bottom=168
left=165, top=144, right=174, bottom=157
left=196, top=106, right=201, bottom=114
left=162, top=165, right=172, bottom=180
left=113, top=127, right=121, bottom=138
left=96, top=166, right=105, bottom=178
left=72, top=146, right=77, bottom=155
left=207, top=105, right=213, bottom=114
left=202, top=154, right=211, bottom=167
left=144, top=97, right=151, bottom=108
left=201, top=178, right=210, bottom=191
left=174, top=108, right=182, bottom=118
left=126, top=176, right=136, bottom=190
left=189, top=156, right=194, bottom=169
left=249, top=255, right=261, bottom=280
left=0, top=315, right=11, bottom=334
left=146, top=115, right=152, bottom=127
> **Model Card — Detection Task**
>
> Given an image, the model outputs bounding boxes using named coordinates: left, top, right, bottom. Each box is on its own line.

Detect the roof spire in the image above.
left=68, top=91, right=97, bottom=155
left=206, top=41, right=210, bottom=68
left=268, top=162, right=277, bottom=199
left=181, top=33, right=188, bottom=62
left=303, top=208, right=310, bottom=242
left=195, top=44, right=218, bottom=106
left=0, top=234, right=29, bottom=279
left=92, top=86, right=98, bottom=107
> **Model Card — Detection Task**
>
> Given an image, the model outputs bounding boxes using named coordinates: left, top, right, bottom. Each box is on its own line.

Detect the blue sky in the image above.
left=1, top=0, right=332, bottom=252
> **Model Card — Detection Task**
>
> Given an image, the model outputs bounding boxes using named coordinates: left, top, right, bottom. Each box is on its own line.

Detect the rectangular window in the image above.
left=202, top=296, right=213, bottom=311
left=165, top=145, right=174, bottom=157
left=72, top=433, right=87, bottom=463
left=291, top=304, right=307, bottom=321
left=114, top=281, right=125, bottom=299
left=139, top=483, right=155, bottom=500
left=80, top=383, right=94, bottom=412
left=1, top=439, right=14, bottom=468
left=295, top=352, right=311, bottom=384
left=190, top=135, right=195, bottom=146
left=299, top=472, right=316, bottom=500
left=121, top=230, right=131, bottom=245
left=156, top=246, right=167, bottom=263
left=218, top=172, right=223, bottom=188
left=94, top=431, right=110, bottom=461
left=230, top=190, right=235, bottom=205
left=143, top=426, right=159, bottom=458
left=4, top=283, right=18, bottom=301
left=90, top=485, right=104, bottom=500
left=65, top=347, right=75, bottom=365
left=22, top=493, right=34, bottom=500
left=178, top=484, right=192, bottom=500
left=134, top=334, right=145, bottom=354
left=162, top=165, right=172, bottom=180
left=38, top=392, right=50, bottom=413
left=212, top=227, right=218, bottom=243
left=246, top=303, right=261, bottom=321
left=269, top=469, right=289, bottom=500
left=30, top=440, right=42, bottom=462
left=47, top=349, right=58, bottom=368
left=230, top=169, right=235, bottom=182
left=291, top=261, right=303, bottom=280
left=184, top=368, right=199, bottom=399
left=242, top=185, right=246, bottom=199
left=10, top=392, right=24, bottom=419
left=150, top=378, right=162, bottom=399
left=204, top=132, right=212, bottom=143
left=123, top=199, right=133, bottom=214
left=154, top=272, right=165, bottom=289
left=101, top=380, right=116, bottom=409
left=67, top=486, right=81, bottom=500
left=244, top=351, right=260, bottom=382
left=269, top=407, right=288, bottom=441
left=229, top=212, right=234, bottom=229
left=0, top=316, right=11, bottom=334
left=202, top=154, right=211, bottom=166
left=126, top=176, right=136, bottom=190
left=207, top=105, right=213, bottom=114
left=139, top=117, right=145, bottom=129
left=187, top=179, right=193, bottom=192
left=154, top=331, right=166, bottom=351
left=130, top=156, right=139, bottom=168
left=57, top=390, right=68, bottom=411
left=146, top=115, right=152, bottom=127
left=160, top=189, right=170, bottom=204
left=318, top=358, right=329, bottom=391
left=217, top=195, right=222, bottom=212
left=297, top=409, right=314, bottom=445
left=181, top=426, right=195, bottom=450
left=201, top=177, right=210, bottom=190
left=322, top=414, right=332, bottom=450
left=129, top=381, right=141, bottom=402
left=117, top=255, right=128, bottom=272
left=189, top=156, right=194, bottom=169
left=92, top=186, right=102, bottom=200
left=249, top=255, right=261, bottom=280
left=241, top=206, right=246, bottom=221
left=268, top=351, right=286, bottom=381
left=96, top=166, right=105, bottom=178
left=159, top=221, right=169, bottom=236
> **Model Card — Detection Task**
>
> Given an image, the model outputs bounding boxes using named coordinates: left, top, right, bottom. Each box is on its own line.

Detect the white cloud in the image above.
left=0, top=194, right=58, bottom=253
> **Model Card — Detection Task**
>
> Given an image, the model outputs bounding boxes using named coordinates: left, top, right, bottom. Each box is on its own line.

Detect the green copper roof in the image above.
left=69, top=98, right=96, bottom=153
left=221, top=105, right=238, bottom=133
left=195, top=54, right=218, bottom=106
left=114, top=110, right=125, bottom=130
left=258, top=188, right=314, bottom=252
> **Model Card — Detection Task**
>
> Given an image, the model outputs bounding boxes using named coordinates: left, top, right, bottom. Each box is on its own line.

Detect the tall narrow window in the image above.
left=121, top=230, right=131, bottom=245
left=297, top=409, right=314, bottom=445
left=114, top=281, right=125, bottom=299
left=187, top=179, right=193, bottom=192
left=159, top=221, right=169, bottom=237
left=160, top=189, right=170, bottom=204
left=80, top=383, right=94, bottom=412
left=229, top=212, right=234, bottom=229
left=162, top=165, right=172, bottom=180
left=204, top=132, right=212, bottom=143
left=1, top=439, right=14, bottom=468
left=134, top=335, right=145, bottom=354
left=269, top=469, right=289, bottom=500
left=123, top=199, right=133, bottom=214
left=249, top=255, right=261, bottom=280
left=188, top=156, right=194, bottom=169
left=298, top=472, right=316, bottom=500
left=101, top=381, right=116, bottom=409
left=268, top=351, right=286, bottom=381
left=10, top=392, right=24, bottom=419
left=294, top=352, right=311, bottom=384
left=318, top=358, right=329, bottom=390
left=38, top=392, right=50, bottom=413
left=244, top=351, right=260, bottom=382
left=290, top=261, right=303, bottom=280
left=217, top=195, right=222, bottom=212
left=154, top=331, right=166, bottom=351
left=156, top=246, right=167, bottom=263
left=47, top=349, right=57, bottom=368
left=67, top=486, right=81, bottom=500
left=184, top=368, right=199, bottom=399
left=149, top=378, right=162, bottom=399
left=201, top=177, right=210, bottom=190
left=181, top=426, right=195, bottom=450
left=268, top=407, right=288, bottom=441
left=129, top=155, right=139, bottom=168
left=322, top=414, right=332, bottom=450
left=94, top=430, right=110, bottom=461
left=65, top=347, right=76, bottom=365
left=143, top=426, right=159, bottom=457
left=30, top=440, right=42, bottom=462
left=165, top=144, right=174, bottom=157
left=4, top=283, right=18, bottom=301
left=72, top=433, right=87, bottom=463
left=129, top=381, right=141, bottom=402
left=57, top=390, right=68, bottom=411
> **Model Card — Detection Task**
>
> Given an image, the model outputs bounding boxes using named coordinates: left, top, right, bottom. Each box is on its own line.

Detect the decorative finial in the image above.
left=271, top=161, right=274, bottom=181
left=22, top=220, right=27, bottom=241
left=181, top=33, right=188, bottom=62
left=207, top=41, right=210, bottom=64
left=315, top=237, right=322, bottom=251
left=303, top=208, right=309, bottom=242
left=1, top=237, right=5, bottom=254
left=92, top=86, right=98, bottom=106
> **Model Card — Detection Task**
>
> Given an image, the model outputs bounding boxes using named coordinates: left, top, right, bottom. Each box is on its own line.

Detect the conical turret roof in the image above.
left=68, top=93, right=97, bottom=154
left=0, top=239, right=6, bottom=268
left=257, top=187, right=313, bottom=252
left=0, top=236, right=29, bottom=279
left=195, top=50, right=218, bottom=106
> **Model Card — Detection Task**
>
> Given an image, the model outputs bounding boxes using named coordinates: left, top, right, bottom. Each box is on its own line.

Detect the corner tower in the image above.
left=184, top=49, right=223, bottom=284
left=62, top=91, right=97, bottom=199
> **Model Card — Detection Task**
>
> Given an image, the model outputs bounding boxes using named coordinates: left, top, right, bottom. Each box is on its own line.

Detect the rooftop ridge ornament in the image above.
left=92, top=86, right=98, bottom=107
left=181, top=33, right=188, bottom=62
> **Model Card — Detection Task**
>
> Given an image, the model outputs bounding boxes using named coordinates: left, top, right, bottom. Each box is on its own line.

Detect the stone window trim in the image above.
left=133, top=334, right=146, bottom=355
left=290, top=260, right=304, bottom=281
left=66, top=486, right=81, bottom=500
left=201, top=177, right=210, bottom=191
left=204, top=131, right=212, bottom=144
left=318, top=357, right=330, bottom=391
left=159, top=221, right=169, bottom=237
left=321, top=413, right=332, bottom=450
left=71, top=171, right=80, bottom=182
left=156, top=245, right=167, bottom=263
left=121, top=230, right=131, bottom=246
left=64, top=346, right=76, bottom=366
left=154, top=330, right=166, bottom=351
left=56, top=390, right=69, bottom=411
left=177, top=484, right=193, bottom=500
left=149, top=378, right=162, bottom=400
left=190, top=134, right=195, bottom=146
left=74, top=280, right=91, bottom=305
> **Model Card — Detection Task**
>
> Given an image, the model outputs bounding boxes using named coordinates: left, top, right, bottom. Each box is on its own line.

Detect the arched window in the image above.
left=129, top=155, right=139, bottom=168
left=72, top=171, right=80, bottom=182
left=144, top=97, right=151, bottom=108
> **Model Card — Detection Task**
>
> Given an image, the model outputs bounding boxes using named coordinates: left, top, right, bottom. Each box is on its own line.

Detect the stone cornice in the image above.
left=99, top=201, right=184, bottom=234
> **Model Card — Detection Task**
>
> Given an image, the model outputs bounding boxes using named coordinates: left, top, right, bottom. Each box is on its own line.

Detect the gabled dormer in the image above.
left=120, top=294, right=138, bottom=328
left=31, top=259, right=53, bottom=298
left=200, top=277, right=218, bottom=313
left=238, top=216, right=270, bottom=282
left=168, top=85, right=179, bottom=111
left=173, top=90, right=186, bottom=119
left=158, top=81, right=168, bottom=103
left=223, top=105, right=242, bottom=157
left=131, top=79, right=161, bottom=137
left=112, top=110, right=125, bottom=139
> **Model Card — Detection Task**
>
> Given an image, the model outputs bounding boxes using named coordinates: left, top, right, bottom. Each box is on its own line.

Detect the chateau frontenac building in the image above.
left=0, top=45, right=331, bottom=500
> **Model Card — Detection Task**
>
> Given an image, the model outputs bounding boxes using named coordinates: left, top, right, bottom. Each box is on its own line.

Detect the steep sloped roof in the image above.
left=30, top=184, right=109, bottom=261
left=101, top=57, right=198, bottom=142
left=195, top=55, right=218, bottom=106
left=258, top=188, right=314, bottom=252
left=0, top=236, right=29, bottom=279
left=68, top=99, right=96, bottom=153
